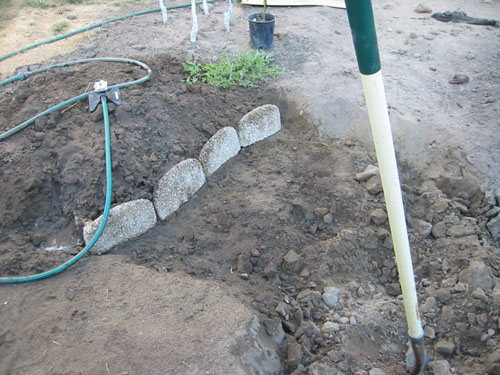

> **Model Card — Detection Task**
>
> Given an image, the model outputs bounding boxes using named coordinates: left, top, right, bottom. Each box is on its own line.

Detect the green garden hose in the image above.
left=0, top=97, right=113, bottom=284
left=0, top=0, right=216, bottom=63
left=0, top=57, right=152, bottom=140
left=0, top=59, right=152, bottom=284
left=0, top=0, right=218, bottom=282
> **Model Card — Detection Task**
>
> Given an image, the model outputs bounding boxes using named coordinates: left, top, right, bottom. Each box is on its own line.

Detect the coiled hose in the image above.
left=0, top=57, right=153, bottom=283
left=0, top=0, right=215, bottom=282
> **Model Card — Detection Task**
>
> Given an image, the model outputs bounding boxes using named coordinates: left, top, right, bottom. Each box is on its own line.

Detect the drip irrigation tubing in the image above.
left=0, top=0, right=215, bottom=282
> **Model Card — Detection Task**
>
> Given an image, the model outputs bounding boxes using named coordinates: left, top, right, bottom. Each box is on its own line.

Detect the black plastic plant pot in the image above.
left=248, top=13, right=275, bottom=50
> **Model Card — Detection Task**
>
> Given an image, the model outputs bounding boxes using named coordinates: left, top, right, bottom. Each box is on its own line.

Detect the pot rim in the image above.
left=248, top=13, right=276, bottom=23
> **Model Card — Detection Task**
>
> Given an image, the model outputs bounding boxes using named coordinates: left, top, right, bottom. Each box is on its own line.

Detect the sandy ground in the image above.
left=1, top=0, right=500, bottom=374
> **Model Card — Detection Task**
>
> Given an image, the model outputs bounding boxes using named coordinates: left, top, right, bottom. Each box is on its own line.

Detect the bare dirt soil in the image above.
left=1, top=0, right=500, bottom=374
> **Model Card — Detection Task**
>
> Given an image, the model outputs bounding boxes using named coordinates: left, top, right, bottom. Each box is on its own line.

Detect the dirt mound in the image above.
left=0, top=54, right=272, bottom=276
left=1, top=0, right=500, bottom=374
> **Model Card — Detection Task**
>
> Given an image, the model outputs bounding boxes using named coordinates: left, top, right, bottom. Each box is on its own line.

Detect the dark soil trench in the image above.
left=1, top=53, right=499, bottom=375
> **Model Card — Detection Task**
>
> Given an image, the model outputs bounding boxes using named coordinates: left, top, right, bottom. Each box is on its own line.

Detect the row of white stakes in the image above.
left=158, top=0, right=233, bottom=42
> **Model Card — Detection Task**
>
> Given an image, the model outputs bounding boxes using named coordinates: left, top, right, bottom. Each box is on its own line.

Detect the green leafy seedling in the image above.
left=21, top=0, right=54, bottom=8
left=52, top=21, right=69, bottom=34
left=183, top=50, right=281, bottom=88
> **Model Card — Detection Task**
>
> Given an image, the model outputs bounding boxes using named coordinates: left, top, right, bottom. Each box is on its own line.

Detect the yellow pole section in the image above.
left=361, top=71, right=424, bottom=339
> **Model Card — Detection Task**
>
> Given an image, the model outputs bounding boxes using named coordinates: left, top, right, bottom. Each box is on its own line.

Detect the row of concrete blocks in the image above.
left=83, top=104, right=281, bottom=255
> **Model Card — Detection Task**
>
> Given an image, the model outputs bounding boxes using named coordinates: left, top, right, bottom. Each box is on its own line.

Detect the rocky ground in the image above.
left=1, top=0, right=499, bottom=374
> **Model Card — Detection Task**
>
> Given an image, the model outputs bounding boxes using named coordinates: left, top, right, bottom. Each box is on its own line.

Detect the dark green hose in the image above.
left=0, top=58, right=151, bottom=283
left=0, top=97, right=113, bottom=283
left=0, top=0, right=216, bottom=63
left=0, top=0, right=218, bottom=282
left=0, top=57, right=152, bottom=140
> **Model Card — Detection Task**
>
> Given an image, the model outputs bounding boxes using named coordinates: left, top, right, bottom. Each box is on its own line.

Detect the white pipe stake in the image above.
left=159, top=0, right=168, bottom=23
left=361, top=71, right=424, bottom=339
left=190, top=0, right=198, bottom=42
left=224, top=0, right=233, bottom=32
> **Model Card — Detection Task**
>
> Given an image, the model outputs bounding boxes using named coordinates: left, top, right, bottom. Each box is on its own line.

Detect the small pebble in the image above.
left=449, top=74, right=469, bottom=84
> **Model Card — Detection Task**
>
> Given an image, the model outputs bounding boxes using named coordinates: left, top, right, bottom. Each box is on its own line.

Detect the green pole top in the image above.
left=345, top=0, right=381, bottom=75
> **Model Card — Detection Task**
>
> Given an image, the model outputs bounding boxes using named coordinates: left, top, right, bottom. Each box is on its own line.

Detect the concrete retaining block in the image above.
left=83, top=199, right=157, bottom=255
left=199, top=127, right=241, bottom=177
left=238, top=104, right=281, bottom=147
left=153, top=158, right=206, bottom=221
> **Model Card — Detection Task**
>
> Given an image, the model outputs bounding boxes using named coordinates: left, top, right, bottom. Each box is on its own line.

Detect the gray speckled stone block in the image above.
left=238, top=104, right=281, bottom=147
left=153, top=158, right=206, bottom=221
left=84, top=199, right=157, bottom=255
left=199, top=127, right=241, bottom=177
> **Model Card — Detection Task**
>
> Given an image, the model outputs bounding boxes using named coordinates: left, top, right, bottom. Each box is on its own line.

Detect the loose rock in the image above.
left=414, top=3, right=432, bottom=13
left=487, top=214, right=500, bottom=244
left=287, top=340, right=303, bottom=370
left=355, top=165, right=379, bottom=182
left=385, top=283, right=401, bottom=296
left=425, top=326, right=436, bottom=339
left=366, top=175, right=383, bottom=195
left=420, top=296, right=437, bottom=314
left=323, top=213, right=334, bottom=224
left=449, top=74, right=469, bottom=84
left=429, top=360, right=452, bottom=375
left=446, top=224, right=476, bottom=238
left=313, top=207, right=329, bottom=216
left=435, top=340, right=455, bottom=357
left=238, top=254, right=253, bottom=274
left=485, top=349, right=500, bottom=375
left=370, top=208, right=387, bottom=225
left=435, top=288, right=452, bottom=304
left=283, top=250, right=305, bottom=273
left=471, top=288, right=488, bottom=303
left=339, top=317, right=349, bottom=324
left=297, top=289, right=322, bottom=304
left=459, top=260, right=494, bottom=291
left=412, top=219, right=433, bottom=238
left=264, top=263, right=279, bottom=279
left=322, top=286, right=341, bottom=308
left=264, top=317, right=286, bottom=345
left=321, top=322, right=340, bottom=333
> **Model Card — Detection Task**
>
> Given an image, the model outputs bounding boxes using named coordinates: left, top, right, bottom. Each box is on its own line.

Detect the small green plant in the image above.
left=112, top=0, right=145, bottom=7
left=258, top=0, right=268, bottom=21
left=21, top=0, right=54, bottom=8
left=183, top=50, right=281, bottom=88
left=52, top=21, right=69, bottom=34
left=0, top=8, right=15, bottom=29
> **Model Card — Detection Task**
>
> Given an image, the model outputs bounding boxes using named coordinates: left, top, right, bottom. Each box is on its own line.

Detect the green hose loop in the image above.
left=0, top=57, right=152, bottom=141
left=0, top=0, right=217, bottom=283
left=0, top=0, right=216, bottom=63
left=0, top=97, right=112, bottom=284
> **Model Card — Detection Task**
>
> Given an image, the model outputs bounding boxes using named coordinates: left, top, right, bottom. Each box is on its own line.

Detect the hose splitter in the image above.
left=89, top=79, right=122, bottom=112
